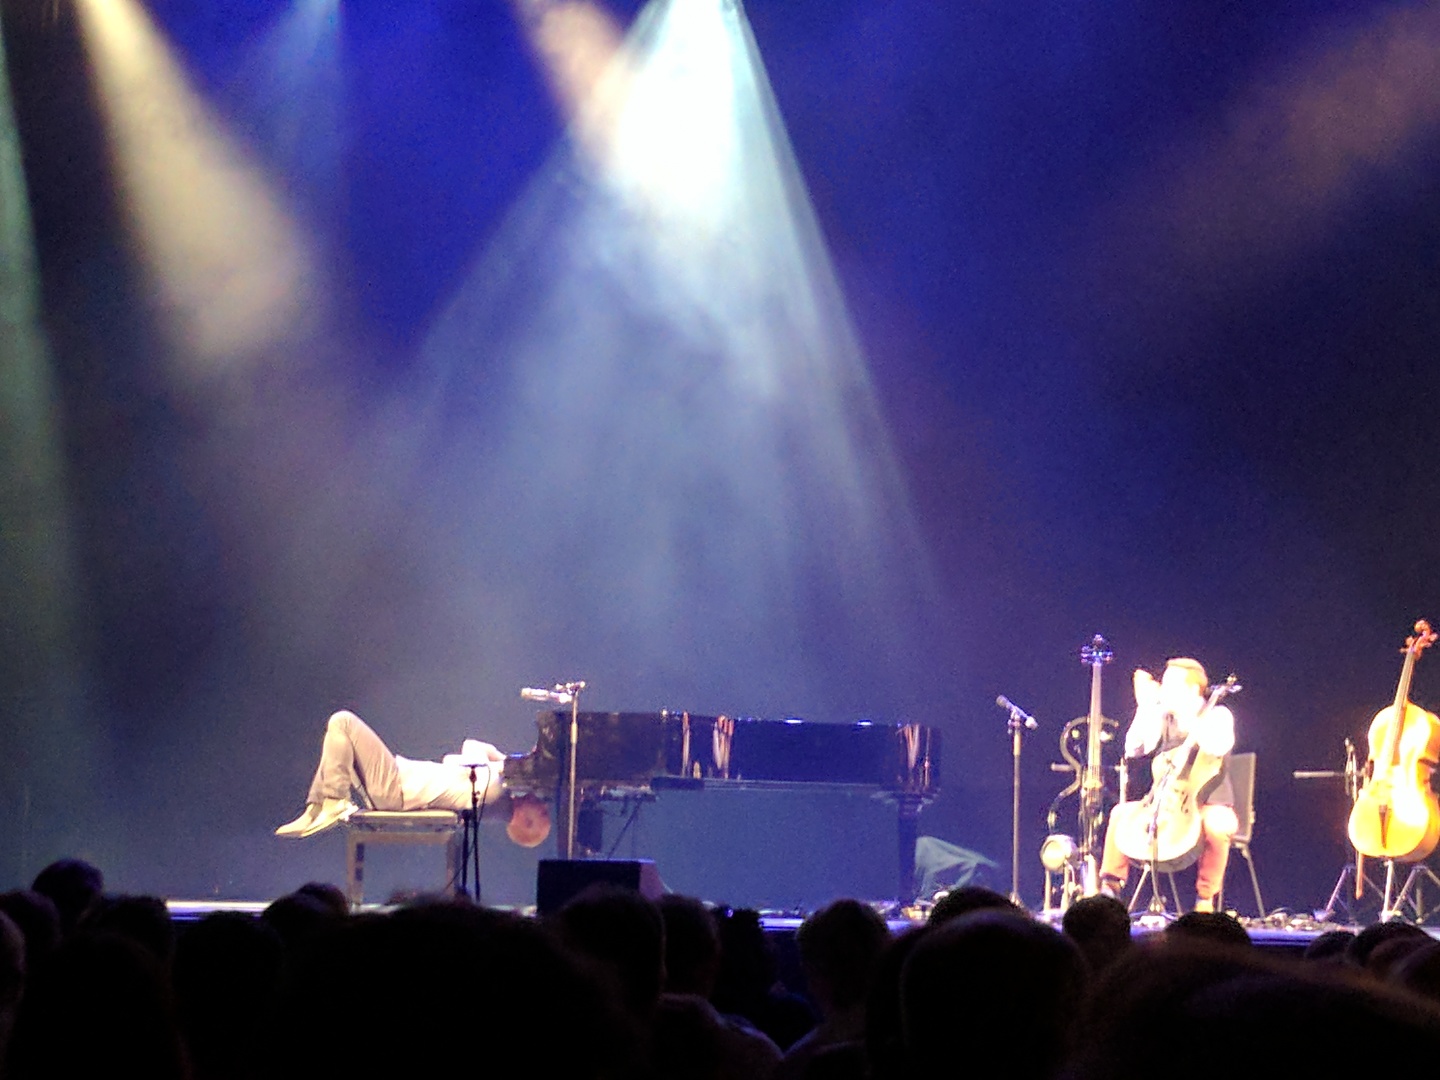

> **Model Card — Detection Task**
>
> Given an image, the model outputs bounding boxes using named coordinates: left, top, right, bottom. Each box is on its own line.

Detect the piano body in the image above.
left=504, top=711, right=941, bottom=902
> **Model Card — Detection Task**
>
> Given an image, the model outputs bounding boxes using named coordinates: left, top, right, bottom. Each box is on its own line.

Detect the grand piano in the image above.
left=504, top=710, right=941, bottom=902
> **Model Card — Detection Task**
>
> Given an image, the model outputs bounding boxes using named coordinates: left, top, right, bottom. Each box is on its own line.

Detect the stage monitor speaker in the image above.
left=536, top=858, right=665, bottom=915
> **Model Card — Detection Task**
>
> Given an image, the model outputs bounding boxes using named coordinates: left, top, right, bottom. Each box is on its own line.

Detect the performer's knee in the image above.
left=1203, top=805, right=1239, bottom=840
left=327, top=709, right=360, bottom=733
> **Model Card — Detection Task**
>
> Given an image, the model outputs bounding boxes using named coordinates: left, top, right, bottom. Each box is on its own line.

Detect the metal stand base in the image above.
left=1383, top=861, right=1440, bottom=923
left=1127, top=862, right=1182, bottom=921
left=1315, top=861, right=1383, bottom=924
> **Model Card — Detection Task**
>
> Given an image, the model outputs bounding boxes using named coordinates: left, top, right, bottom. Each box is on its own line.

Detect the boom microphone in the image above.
left=996, top=694, right=1039, bottom=730
left=521, top=687, right=571, bottom=704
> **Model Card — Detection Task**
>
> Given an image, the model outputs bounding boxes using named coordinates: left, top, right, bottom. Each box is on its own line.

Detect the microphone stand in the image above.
left=999, top=697, right=1039, bottom=906
left=458, top=764, right=489, bottom=903
left=562, top=682, right=585, bottom=859
left=522, top=680, right=588, bottom=859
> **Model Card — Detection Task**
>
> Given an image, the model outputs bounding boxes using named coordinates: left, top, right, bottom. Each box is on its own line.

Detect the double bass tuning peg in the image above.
left=1081, top=634, right=1114, bottom=667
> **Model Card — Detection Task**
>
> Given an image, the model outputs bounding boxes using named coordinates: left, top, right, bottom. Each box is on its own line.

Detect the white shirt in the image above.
left=1124, top=700, right=1235, bottom=760
left=396, top=740, right=506, bottom=811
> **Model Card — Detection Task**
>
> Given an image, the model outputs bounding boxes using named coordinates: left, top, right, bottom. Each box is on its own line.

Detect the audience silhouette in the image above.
left=3, top=856, right=1440, bottom=1080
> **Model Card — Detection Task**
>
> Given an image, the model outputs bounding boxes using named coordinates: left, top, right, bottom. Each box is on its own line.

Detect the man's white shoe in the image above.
left=299, top=798, right=358, bottom=838
left=275, top=804, right=321, bottom=837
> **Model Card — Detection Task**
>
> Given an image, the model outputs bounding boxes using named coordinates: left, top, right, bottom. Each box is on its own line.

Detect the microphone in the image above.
left=521, top=687, right=572, bottom=704
left=996, top=694, right=1038, bottom=729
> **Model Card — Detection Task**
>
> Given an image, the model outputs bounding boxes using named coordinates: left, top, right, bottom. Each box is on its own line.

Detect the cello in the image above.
left=1347, top=620, right=1440, bottom=863
left=1111, top=675, right=1240, bottom=871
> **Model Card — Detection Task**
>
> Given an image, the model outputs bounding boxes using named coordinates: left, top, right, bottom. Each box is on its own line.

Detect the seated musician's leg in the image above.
left=334, top=710, right=405, bottom=810
left=1193, top=803, right=1239, bottom=910
left=1099, top=811, right=1131, bottom=895
left=277, top=711, right=399, bottom=838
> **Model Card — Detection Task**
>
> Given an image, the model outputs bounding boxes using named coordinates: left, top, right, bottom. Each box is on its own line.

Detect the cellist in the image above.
left=1099, top=658, right=1239, bottom=912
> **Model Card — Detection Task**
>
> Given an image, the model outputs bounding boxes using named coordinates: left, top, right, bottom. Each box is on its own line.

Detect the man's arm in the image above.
left=1124, top=670, right=1164, bottom=758
left=442, top=739, right=506, bottom=767
left=1192, top=704, right=1235, bottom=758
left=1124, top=707, right=1164, bottom=758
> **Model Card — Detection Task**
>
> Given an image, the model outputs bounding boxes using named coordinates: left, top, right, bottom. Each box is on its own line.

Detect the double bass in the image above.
left=1077, top=635, right=1114, bottom=894
left=1049, top=635, right=1118, bottom=899
left=1347, top=621, right=1440, bottom=863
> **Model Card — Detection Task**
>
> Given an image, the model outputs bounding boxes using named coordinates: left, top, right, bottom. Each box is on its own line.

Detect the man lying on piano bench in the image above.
left=275, top=710, right=552, bottom=846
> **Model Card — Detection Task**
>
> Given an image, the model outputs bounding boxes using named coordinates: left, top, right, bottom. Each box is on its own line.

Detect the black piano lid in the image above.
left=506, top=711, right=940, bottom=794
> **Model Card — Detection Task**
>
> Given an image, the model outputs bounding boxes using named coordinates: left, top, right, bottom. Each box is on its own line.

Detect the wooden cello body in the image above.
left=1347, top=621, right=1440, bottom=863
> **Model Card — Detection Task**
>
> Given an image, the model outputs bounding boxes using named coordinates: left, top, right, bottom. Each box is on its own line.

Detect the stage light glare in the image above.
left=511, top=0, right=625, bottom=131
left=514, top=0, right=744, bottom=239
left=1097, top=3, right=1440, bottom=302
left=0, top=12, right=92, bottom=873
left=230, top=0, right=344, bottom=212
left=267, top=0, right=341, bottom=71
left=594, top=0, right=739, bottom=226
left=1040, top=834, right=1078, bottom=873
left=0, top=10, right=81, bottom=662
left=419, top=0, right=938, bottom=717
left=74, top=0, right=324, bottom=378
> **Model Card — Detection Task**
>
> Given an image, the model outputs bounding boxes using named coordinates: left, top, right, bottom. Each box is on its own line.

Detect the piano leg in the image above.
left=547, top=795, right=605, bottom=857
left=577, top=802, right=604, bottom=856
left=895, top=794, right=924, bottom=904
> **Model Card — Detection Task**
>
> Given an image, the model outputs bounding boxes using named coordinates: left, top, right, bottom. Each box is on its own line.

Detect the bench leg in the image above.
left=347, top=837, right=365, bottom=908
left=447, top=829, right=465, bottom=899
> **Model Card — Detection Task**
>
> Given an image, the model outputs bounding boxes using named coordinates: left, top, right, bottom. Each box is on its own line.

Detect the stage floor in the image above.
left=163, top=899, right=1433, bottom=961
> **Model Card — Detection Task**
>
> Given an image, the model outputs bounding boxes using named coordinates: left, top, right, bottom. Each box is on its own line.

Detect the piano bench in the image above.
left=344, top=810, right=463, bottom=908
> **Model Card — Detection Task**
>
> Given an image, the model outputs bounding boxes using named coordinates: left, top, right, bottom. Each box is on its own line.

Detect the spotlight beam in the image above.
left=411, top=0, right=941, bottom=717
left=74, top=0, right=326, bottom=378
